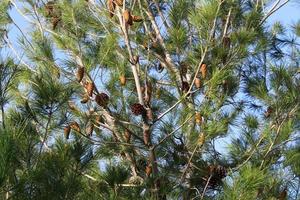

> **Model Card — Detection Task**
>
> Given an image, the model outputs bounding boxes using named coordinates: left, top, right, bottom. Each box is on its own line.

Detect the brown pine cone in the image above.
left=278, top=188, right=287, bottom=200
left=264, top=106, right=273, bottom=118
left=123, top=10, right=133, bottom=26
left=119, top=75, right=126, bottom=86
left=95, top=93, right=109, bottom=108
left=114, top=0, right=123, bottom=6
left=222, top=36, right=231, bottom=48
left=76, top=67, right=84, bottom=82
left=107, top=0, right=116, bottom=18
left=70, top=122, right=81, bottom=133
left=51, top=16, right=61, bottom=30
left=145, top=165, right=152, bottom=177
left=132, top=15, right=143, bottom=22
left=80, top=95, right=89, bottom=104
left=195, top=112, right=202, bottom=124
left=182, top=81, right=190, bottom=93
left=85, top=82, right=95, bottom=97
left=200, top=63, right=207, bottom=79
left=130, top=103, right=146, bottom=116
left=85, top=122, right=94, bottom=137
left=45, top=1, right=55, bottom=17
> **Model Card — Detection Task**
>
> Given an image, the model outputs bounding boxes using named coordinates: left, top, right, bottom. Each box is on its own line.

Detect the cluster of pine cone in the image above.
left=207, top=165, right=227, bottom=188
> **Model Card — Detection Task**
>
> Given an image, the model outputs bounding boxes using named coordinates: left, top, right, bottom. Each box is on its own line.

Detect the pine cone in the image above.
left=208, top=165, right=227, bottom=180
left=264, top=106, right=273, bottom=118
left=222, top=36, right=231, bottom=48
left=180, top=62, right=188, bottom=76
left=70, top=122, right=81, bottom=133
left=206, top=165, right=227, bottom=188
left=200, top=63, right=207, bottom=79
left=114, top=0, right=123, bottom=6
left=195, top=112, right=202, bottom=124
left=76, top=67, right=84, bottom=82
left=132, top=15, right=143, bottom=22
left=182, top=81, right=189, bottom=93
left=119, top=75, right=126, bottom=86
left=85, top=122, right=94, bottom=137
left=131, top=103, right=146, bottom=116
left=80, top=95, right=89, bottom=104
left=123, top=10, right=133, bottom=26
left=278, top=188, right=287, bottom=200
left=51, top=16, right=61, bottom=30
left=64, top=125, right=71, bottom=139
left=45, top=1, right=55, bottom=17
left=68, top=101, right=77, bottom=111
left=195, top=78, right=201, bottom=89
left=107, top=0, right=115, bottom=18
left=197, top=133, right=205, bottom=146
left=95, top=93, right=109, bottom=107
left=85, top=82, right=94, bottom=97
left=145, top=165, right=152, bottom=177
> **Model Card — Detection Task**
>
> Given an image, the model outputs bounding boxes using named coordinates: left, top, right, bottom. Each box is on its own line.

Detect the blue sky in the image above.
left=268, top=1, right=300, bottom=24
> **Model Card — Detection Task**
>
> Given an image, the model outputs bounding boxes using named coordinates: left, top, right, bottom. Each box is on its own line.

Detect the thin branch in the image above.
left=200, top=174, right=213, bottom=200
left=153, top=114, right=194, bottom=149
left=259, top=0, right=290, bottom=26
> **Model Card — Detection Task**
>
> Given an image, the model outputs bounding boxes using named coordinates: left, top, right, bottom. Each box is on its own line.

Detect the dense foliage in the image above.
left=0, top=0, right=299, bottom=199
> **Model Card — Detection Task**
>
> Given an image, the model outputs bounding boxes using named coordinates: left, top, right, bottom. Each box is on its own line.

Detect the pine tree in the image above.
left=0, top=0, right=299, bottom=199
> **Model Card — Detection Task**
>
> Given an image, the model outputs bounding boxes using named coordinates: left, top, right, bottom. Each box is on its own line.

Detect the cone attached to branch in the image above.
left=131, top=103, right=146, bottom=116
left=132, top=15, right=143, bottom=22
left=80, top=94, right=89, bottom=104
left=95, top=93, right=109, bottom=108
left=182, top=81, right=190, bottom=94
left=200, top=63, right=207, bottom=79
left=197, top=132, right=205, bottom=146
left=264, top=106, right=273, bottom=118
left=107, top=0, right=116, bottom=18
left=76, top=67, right=84, bottom=82
left=45, top=1, right=55, bottom=17
left=51, top=16, right=61, bottom=30
left=85, top=122, right=94, bottom=137
left=64, top=125, right=71, bottom=139
left=123, top=10, right=133, bottom=26
left=278, top=188, right=287, bottom=200
left=70, top=122, right=81, bottom=133
left=195, top=112, right=202, bottom=124
left=85, top=82, right=94, bottom=97
left=145, top=164, right=152, bottom=177
left=222, top=36, right=231, bottom=48
left=114, top=0, right=123, bottom=6
left=119, top=75, right=126, bottom=86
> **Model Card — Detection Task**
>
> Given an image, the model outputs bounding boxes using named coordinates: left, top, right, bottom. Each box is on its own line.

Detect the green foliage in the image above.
left=220, top=165, right=270, bottom=200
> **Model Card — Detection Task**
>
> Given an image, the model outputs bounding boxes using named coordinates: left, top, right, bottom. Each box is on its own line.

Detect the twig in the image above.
left=259, top=0, right=290, bottom=26
left=200, top=174, right=213, bottom=200
left=153, top=114, right=194, bottom=149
